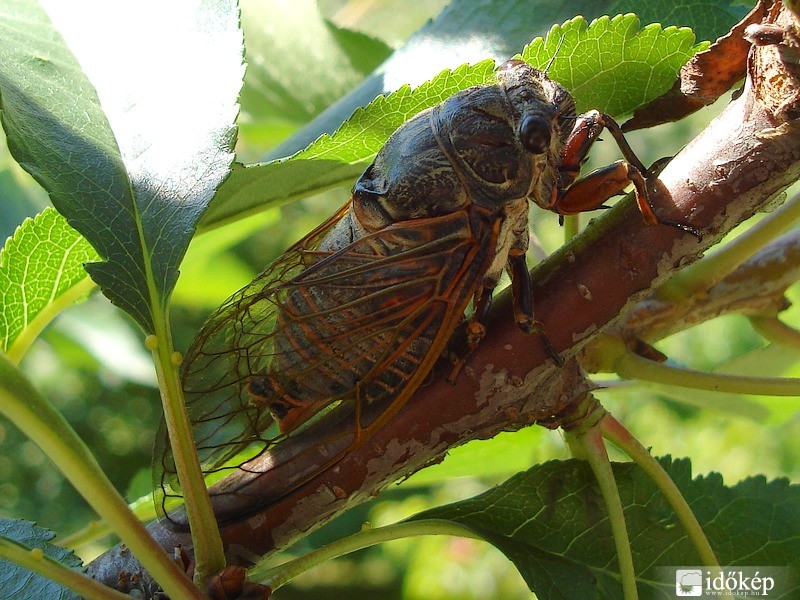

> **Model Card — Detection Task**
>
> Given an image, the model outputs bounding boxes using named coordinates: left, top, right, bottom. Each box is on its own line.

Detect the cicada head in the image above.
left=427, top=60, right=577, bottom=212
left=496, top=60, right=577, bottom=210
left=498, top=60, right=576, bottom=149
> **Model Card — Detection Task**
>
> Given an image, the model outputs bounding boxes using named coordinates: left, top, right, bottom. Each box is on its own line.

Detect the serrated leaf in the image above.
left=411, top=457, right=800, bottom=599
left=610, top=0, right=749, bottom=43
left=520, top=15, right=702, bottom=115
left=0, top=0, right=243, bottom=333
left=203, top=60, right=497, bottom=225
left=267, top=0, right=745, bottom=161
left=0, top=207, right=98, bottom=363
left=0, top=519, right=81, bottom=600
left=204, top=14, right=699, bottom=227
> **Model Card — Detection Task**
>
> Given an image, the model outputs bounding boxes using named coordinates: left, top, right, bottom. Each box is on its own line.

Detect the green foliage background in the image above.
left=0, top=1, right=797, bottom=599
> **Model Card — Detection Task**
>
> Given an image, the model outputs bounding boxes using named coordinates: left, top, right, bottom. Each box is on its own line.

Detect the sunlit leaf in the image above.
left=266, top=0, right=746, bottom=160
left=519, top=16, right=702, bottom=115
left=610, top=0, right=748, bottom=42
left=0, top=0, right=243, bottom=333
left=0, top=208, right=97, bottom=362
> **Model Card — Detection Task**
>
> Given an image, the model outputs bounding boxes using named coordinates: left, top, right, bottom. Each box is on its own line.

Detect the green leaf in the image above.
left=411, top=457, right=800, bottom=599
left=403, top=427, right=554, bottom=486
left=0, top=519, right=81, bottom=600
left=609, top=0, right=749, bottom=43
left=0, top=208, right=98, bottom=363
left=519, top=15, right=702, bottom=115
left=266, top=0, right=745, bottom=161
left=203, top=59, right=496, bottom=225
left=0, top=0, right=243, bottom=333
left=240, top=0, right=391, bottom=124
left=204, top=14, right=698, bottom=227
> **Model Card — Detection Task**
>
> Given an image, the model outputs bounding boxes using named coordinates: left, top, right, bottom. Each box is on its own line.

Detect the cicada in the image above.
left=156, top=60, right=682, bottom=527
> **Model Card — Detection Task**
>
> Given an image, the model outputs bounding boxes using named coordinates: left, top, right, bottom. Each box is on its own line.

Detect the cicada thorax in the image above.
left=159, top=61, right=582, bottom=527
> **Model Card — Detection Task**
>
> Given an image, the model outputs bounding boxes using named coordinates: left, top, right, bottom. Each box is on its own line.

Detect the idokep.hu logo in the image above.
left=665, top=567, right=795, bottom=597
left=676, top=569, right=703, bottom=596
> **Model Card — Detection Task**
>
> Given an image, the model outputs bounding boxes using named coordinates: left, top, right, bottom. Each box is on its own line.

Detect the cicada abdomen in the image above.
left=156, top=61, right=582, bottom=527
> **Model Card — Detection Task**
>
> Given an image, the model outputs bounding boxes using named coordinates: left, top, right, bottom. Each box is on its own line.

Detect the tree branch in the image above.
left=603, top=227, right=800, bottom=348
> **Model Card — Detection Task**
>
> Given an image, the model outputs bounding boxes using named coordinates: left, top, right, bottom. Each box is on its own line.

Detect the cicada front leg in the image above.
left=448, top=247, right=564, bottom=384
left=447, top=284, right=494, bottom=383
left=508, top=251, right=564, bottom=366
left=551, top=110, right=700, bottom=237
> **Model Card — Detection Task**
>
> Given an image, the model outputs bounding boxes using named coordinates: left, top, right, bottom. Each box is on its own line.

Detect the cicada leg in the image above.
left=552, top=110, right=700, bottom=238
left=508, top=252, right=564, bottom=366
left=447, top=251, right=564, bottom=384
left=447, top=284, right=494, bottom=383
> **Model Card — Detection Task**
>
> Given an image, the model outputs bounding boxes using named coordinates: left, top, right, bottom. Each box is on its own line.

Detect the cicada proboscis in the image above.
left=155, top=60, right=691, bottom=528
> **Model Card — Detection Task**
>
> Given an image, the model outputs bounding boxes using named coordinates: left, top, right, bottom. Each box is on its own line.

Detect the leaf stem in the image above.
left=251, top=519, right=482, bottom=591
left=563, top=214, right=580, bottom=241
left=148, top=312, right=226, bottom=583
left=59, top=493, right=156, bottom=550
left=657, top=191, right=800, bottom=301
left=615, top=350, right=800, bottom=395
left=599, top=414, right=720, bottom=567
left=0, top=536, right=131, bottom=600
left=569, top=427, right=638, bottom=600
left=749, top=316, right=800, bottom=351
left=0, top=353, right=203, bottom=599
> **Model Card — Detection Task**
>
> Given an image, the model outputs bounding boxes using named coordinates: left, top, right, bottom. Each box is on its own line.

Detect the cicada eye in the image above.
left=519, top=115, right=551, bottom=154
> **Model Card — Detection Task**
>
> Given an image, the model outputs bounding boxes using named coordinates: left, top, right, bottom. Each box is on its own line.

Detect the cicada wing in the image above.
left=154, top=210, right=346, bottom=512
left=155, top=206, right=490, bottom=526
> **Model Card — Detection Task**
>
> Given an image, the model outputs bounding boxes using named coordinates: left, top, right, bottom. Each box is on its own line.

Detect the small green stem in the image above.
left=616, top=350, right=800, bottom=395
left=0, top=536, right=131, bottom=600
left=658, top=192, right=800, bottom=301
left=59, top=493, right=156, bottom=550
left=0, top=353, right=203, bottom=599
left=251, top=519, right=482, bottom=591
left=599, top=414, right=720, bottom=567
left=569, top=427, right=638, bottom=600
left=148, top=311, right=226, bottom=583
left=749, top=316, right=800, bottom=351
left=56, top=519, right=106, bottom=551
left=563, top=214, right=580, bottom=241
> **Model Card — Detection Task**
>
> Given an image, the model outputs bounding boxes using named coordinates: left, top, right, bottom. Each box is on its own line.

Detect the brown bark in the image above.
left=88, top=2, right=800, bottom=593
left=607, top=228, right=800, bottom=346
